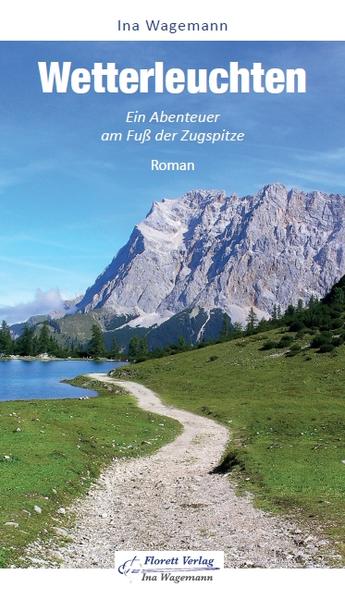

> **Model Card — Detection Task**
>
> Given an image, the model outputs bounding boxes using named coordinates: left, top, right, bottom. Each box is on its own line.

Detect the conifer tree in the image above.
left=128, top=337, right=139, bottom=361
left=219, top=313, right=231, bottom=341
left=128, top=336, right=148, bottom=361
left=17, top=324, right=35, bottom=356
left=0, top=320, right=13, bottom=355
left=246, top=307, right=258, bottom=334
left=37, top=323, right=50, bottom=354
left=137, top=337, right=148, bottom=360
left=88, top=324, right=106, bottom=358
left=178, top=335, right=187, bottom=349
left=109, top=336, right=120, bottom=359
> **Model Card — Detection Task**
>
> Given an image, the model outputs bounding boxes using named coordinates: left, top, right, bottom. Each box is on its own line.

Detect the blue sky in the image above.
left=1, top=41, right=345, bottom=322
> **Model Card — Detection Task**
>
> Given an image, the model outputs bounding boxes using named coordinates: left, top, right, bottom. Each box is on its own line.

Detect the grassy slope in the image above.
left=120, top=329, right=345, bottom=557
left=0, top=377, right=181, bottom=567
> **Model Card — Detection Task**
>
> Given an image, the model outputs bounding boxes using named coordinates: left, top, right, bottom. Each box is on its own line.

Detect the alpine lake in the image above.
left=0, top=359, right=125, bottom=401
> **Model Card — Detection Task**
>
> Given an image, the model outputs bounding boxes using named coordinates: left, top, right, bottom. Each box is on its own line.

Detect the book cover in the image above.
left=0, top=2, right=345, bottom=597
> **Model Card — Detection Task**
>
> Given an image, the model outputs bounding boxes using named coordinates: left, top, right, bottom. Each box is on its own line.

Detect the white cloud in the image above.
left=0, top=288, right=66, bottom=324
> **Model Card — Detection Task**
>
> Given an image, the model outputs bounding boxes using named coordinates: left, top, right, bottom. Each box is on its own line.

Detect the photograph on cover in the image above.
left=0, top=41, right=345, bottom=572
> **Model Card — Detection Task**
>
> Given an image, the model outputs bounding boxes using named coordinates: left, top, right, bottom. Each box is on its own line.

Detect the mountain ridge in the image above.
left=76, top=183, right=345, bottom=330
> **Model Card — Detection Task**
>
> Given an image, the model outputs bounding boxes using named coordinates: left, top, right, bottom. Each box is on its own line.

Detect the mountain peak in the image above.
left=77, top=185, right=345, bottom=324
left=183, top=189, right=226, bottom=203
left=261, top=182, right=287, bottom=194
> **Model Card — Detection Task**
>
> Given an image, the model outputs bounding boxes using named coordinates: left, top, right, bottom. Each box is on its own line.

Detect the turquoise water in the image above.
left=0, top=359, right=125, bottom=402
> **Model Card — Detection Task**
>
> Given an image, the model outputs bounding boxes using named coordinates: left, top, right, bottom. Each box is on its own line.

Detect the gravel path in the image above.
left=25, top=374, right=334, bottom=568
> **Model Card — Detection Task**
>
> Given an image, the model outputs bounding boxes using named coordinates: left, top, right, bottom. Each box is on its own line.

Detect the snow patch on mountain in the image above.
left=116, top=310, right=174, bottom=330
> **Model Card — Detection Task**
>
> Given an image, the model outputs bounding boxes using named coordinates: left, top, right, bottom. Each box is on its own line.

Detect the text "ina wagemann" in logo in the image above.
left=116, top=551, right=224, bottom=583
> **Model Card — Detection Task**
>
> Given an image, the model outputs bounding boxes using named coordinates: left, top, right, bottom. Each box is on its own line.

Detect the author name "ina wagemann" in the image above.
left=117, top=19, right=229, bottom=34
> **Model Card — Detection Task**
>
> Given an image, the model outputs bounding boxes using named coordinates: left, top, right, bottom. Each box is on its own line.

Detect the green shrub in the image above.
left=277, top=335, right=293, bottom=348
left=310, top=334, right=332, bottom=348
left=208, top=355, right=219, bottom=362
left=285, top=342, right=302, bottom=357
left=260, top=341, right=277, bottom=351
left=318, top=343, right=335, bottom=353
left=295, top=330, right=305, bottom=339
left=329, top=307, right=343, bottom=317
left=289, top=321, right=305, bottom=332
left=289, top=343, right=301, bottom=352
left=331, top=318, right=343, bottom=329
left=331, top=336, right=344, bottom=347
left=286, top=350, right=299, bottom=358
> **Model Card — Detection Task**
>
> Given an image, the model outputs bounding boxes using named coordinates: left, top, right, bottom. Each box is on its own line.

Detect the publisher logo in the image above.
left=115, top=550, right=224, bottom=583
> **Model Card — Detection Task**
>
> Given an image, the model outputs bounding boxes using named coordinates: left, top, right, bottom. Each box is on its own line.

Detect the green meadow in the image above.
left=0, top=377, right=181, bottom=567
left=120, top=329, right=345, bottom=560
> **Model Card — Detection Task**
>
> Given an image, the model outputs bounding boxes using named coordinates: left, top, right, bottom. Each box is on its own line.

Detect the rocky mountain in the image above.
left=76, top=184, right=345, bottom=343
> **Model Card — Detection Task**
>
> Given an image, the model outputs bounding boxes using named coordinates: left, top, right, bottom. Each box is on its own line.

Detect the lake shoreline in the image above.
left=0, top=359, right=126, bottom=402
left=0, top=355, right=126, bottom=363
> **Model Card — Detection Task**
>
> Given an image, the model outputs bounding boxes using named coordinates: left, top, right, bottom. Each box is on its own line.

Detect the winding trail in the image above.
left=27, top=374, right=332, bottom=568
